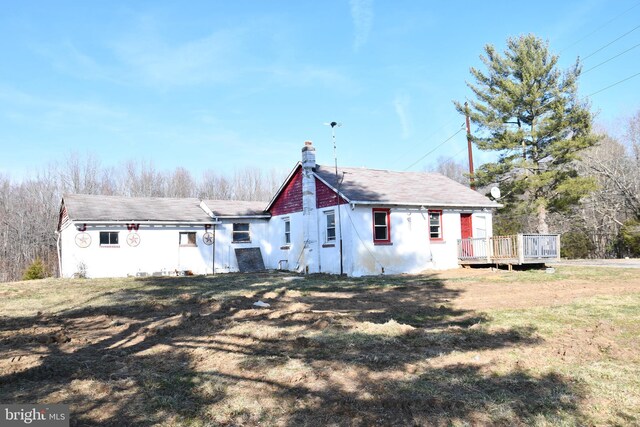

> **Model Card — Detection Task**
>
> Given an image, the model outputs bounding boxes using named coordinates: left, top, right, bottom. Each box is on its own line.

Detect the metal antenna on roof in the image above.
left=324, top=121, right=344, bottom=275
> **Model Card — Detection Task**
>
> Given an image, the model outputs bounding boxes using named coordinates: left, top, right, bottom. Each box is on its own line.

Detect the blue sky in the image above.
left=1, top=0, right=639, bottom=180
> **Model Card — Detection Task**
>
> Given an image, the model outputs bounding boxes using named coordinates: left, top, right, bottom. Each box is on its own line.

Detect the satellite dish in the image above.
left=490, top=186, right=501, bottom=199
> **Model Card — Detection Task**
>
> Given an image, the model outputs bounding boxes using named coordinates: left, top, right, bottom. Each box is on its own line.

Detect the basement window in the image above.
left=233, top=223, right=251, bottom=243
left=429, top=210, right=443, bottom=240
left=179, top=232, right=197, bottom=247
left=99, top=231, right=119, bottom=246
left=372, top=208, right=391, bottom=244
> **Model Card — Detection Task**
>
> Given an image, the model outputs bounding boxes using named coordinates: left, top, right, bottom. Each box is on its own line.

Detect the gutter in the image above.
left=214, top=215, right=271, bottom=219
left=348, top=201, right=503, bottom=209
left=71, top=220, right=223, bottom=226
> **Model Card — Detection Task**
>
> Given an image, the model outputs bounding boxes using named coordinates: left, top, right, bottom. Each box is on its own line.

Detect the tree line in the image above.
left=0, top=159, right=286, bottom=282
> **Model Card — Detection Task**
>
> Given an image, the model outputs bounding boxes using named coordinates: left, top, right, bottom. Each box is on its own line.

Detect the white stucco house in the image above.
left=57, top=141, right=501, bottom=278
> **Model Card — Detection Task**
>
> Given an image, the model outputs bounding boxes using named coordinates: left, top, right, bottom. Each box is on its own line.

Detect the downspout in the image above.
left=212, top=224, right=216, bottom=275
left=199, top=200, right=219, bottom=275
left=56, top=230, right=62, bottom=278
left=316, top=209, right=322, bottom=273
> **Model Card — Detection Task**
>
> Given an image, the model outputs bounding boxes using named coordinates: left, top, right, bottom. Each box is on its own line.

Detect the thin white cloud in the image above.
left=394, top=94, right=411, bottom=139
left=110, top=26, right=245, bottom=88
left=31, top=15, right=247, bottom=89
left=350, top=0, right=374, bottom=51
left=32, top=41, right=122, bottom=84
left=266, top=64, right=354, bottom=89
left=0, top=84, right=126, bottom=131
left=32, top=14, right=353, bottom=92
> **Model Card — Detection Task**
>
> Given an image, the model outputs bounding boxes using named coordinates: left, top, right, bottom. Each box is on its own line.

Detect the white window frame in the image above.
left=283, top=217, right=291, bottom=245
left=325, top=210, right=336, bottom=243
left=179, top=231, right=197, bottom=247
left=429, top=210, right=443, bottom=240
left=233, top=223, right=251, bottom=243
left=99, top=231, right=119, bottom=247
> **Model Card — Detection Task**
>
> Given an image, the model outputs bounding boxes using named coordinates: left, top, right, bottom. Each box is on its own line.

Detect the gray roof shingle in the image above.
left=63, top=194, right=212, bottom=222
left=314, top=165, right=499, bottom=207
left=63, top=194, right=270, bottom=222
left=204, top=200, right=269, bottom=217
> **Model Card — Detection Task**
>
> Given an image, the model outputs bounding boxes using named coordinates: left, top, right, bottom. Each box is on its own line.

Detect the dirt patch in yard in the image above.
left=434, top=266, right=640, bottom=310
left=1, top=268, right=639, bottom=426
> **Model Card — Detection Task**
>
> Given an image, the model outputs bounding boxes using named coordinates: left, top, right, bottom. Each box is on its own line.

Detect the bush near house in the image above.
left=21, top=258, right=48, bottom=280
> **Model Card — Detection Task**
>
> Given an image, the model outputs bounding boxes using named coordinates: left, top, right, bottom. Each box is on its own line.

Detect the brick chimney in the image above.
left=301, top=141, right=319, bottom=273
left=301, top=140, right=316, bottom=169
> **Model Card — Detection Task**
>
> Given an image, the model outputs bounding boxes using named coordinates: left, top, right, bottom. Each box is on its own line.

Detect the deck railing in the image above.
left=492, top=235, right=518, bottom=259
left=457, top=238, right=490, bottom=260
left=457, top=234, right=560, bottom=264
left=522, top=234, right=559, bottom=259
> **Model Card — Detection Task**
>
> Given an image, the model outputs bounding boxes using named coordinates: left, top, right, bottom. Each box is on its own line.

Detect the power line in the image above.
left=582, top=42, right=640, bottom=74
left=391, top=117, right=460, bottom=167
left=403, top=125, right=465, bottom=171
left=588, top=71, right=640, bottom=97
left=582, top=23, right=640, bottom=61
left=560, top=1, right=640, bottom=54
left=439, top=146, right=469, bottom=165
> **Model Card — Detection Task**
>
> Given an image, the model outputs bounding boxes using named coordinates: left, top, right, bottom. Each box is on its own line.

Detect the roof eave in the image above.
left=213, top=215, right=271, bottom=219
left=68, top=220, right=220, bottom=225
left=348, top=201, right=503, bottom=209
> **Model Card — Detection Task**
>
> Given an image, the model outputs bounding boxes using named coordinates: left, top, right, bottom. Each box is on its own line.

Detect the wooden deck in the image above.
left=457, top=234, right=560, bottom=267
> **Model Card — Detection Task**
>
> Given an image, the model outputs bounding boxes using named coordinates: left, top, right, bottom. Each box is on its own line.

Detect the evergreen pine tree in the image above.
left=455, top=34, right=597, bottom=233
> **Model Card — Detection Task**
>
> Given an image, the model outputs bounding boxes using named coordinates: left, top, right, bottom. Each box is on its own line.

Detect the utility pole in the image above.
left=325, top=121, right=344, bottom=275
left=465, top=102, right=475, bottom=190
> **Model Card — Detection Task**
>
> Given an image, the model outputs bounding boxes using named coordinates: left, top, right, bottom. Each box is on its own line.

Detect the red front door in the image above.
left=461, top=214, right=473, bottom=239
left=460, top=214, right=473, bottom=257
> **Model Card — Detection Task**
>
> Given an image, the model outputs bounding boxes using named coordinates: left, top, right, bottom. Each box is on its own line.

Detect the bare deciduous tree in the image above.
left=0, top=152, right=287, bottom=282
left=427, top=156, right=469, bottom=185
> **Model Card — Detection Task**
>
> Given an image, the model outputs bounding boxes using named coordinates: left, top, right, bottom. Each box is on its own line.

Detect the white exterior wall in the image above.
left=317, top=204, right=349, bottom=275
left=59, top=206, right=493, bottom=278
left=264, top=212, right=304, bottom=272
left=266, top=204, right=347, bottom=275
left=212, top=219, right=270, bottom=273
left=266, top=205, right=493, bottom=276
left=340, top=206, right=494, bottom=277
left=59, top=219, right=270, bottom=278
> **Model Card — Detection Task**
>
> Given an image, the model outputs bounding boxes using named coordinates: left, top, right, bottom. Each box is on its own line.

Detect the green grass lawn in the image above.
left=1, top=268, right=639, bottom=426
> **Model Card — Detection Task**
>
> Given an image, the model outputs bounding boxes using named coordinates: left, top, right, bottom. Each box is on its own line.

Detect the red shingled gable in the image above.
left=269, top=166, right=303, bottom=216
left=269, top=166, right=348, bottom=216
left=316, top=177, right=348, bottom=209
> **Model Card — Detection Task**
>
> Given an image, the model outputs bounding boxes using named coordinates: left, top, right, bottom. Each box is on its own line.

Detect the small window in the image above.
left=99, top=231, right=119, bottom=246
left=429, top=210, right=443, bottom=240
left=325, top=211, right=336, bottom=243
left=233, top=223, right=250, bottom=243
left=179, top=232, right=197, bottom=246
left=372, top=208, right=391, bottom=244
left=283, top=218, right=291, bottom=245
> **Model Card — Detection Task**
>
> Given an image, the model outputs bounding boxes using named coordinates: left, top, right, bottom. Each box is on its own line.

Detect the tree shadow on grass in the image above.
left=0, top=272, right=589, bottom=426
